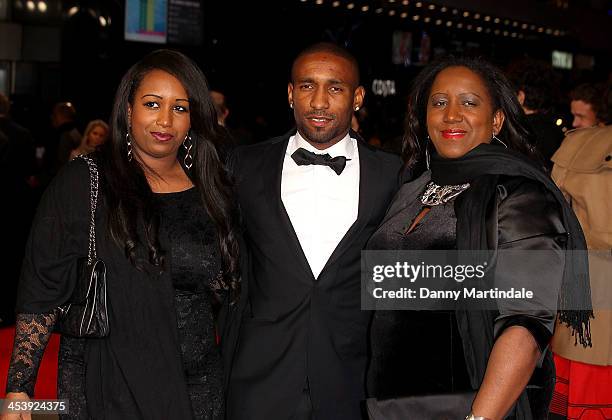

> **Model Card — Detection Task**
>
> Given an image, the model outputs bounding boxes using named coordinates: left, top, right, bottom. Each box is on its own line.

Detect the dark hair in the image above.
left=102, top=49, right=240, bottom=299
left=291, top=42, right=360, bottom=85
left=570, top=83, right=607, bottom=123
left=52, top=102, right=77, bottom=120
left=506, top=59, right=558, bottom=112
left=402, top=56, right=536, bottom=169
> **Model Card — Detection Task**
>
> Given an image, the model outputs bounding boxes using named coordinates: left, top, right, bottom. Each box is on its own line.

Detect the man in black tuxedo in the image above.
left=227, top=43, right=401, bottom=420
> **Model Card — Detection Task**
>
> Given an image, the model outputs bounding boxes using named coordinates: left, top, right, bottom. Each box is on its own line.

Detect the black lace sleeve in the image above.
left=5, top=312, right=58, bottom=397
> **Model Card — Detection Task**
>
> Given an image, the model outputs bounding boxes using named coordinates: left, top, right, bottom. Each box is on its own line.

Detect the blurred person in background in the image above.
left=69, top=119, right=109, bottom=160
left=47, top=101, right=81, bottom=175
left=549, top=125, right=612, bottom=420
left=507, top=59, right=564, bottom=169
left=210, top=89, right=253, bottom=146
left=211, top=90, right=230, bottom=127
left=570, top=83, right=607, bottom=129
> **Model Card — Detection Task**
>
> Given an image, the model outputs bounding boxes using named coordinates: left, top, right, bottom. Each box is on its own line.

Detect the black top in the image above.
left=364, top=168, right=569, bottom=418
left=366, top=192, right=472, bottom=398
left=8, top=159, right=225, bottom=419
left=157, top=188, right=224, bottom=419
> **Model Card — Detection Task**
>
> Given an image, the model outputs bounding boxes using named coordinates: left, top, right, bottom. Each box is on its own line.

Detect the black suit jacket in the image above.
left=226, top=130, right=401, bottom=420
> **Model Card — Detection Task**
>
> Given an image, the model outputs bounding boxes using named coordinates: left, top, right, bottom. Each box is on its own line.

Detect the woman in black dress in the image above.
left=367, top=57, right=591, bottom=419
left=3, top=50, right=239, bottom=419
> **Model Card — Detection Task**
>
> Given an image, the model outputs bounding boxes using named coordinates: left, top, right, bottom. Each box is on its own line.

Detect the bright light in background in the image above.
left=37, top=1, right=46, bottom=12
left=68, top=6, right=78, bottom=16
left=556, top=119, right=563, bottom=126
left=26, top=0, right=34, bottom=11
left=99, top=15, right=107, bottom=26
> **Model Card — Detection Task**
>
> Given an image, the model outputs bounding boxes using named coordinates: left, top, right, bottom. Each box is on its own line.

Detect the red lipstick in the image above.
left=151, top=132, right=174, bottom=142
left=441, top=129, right=466, bottom=139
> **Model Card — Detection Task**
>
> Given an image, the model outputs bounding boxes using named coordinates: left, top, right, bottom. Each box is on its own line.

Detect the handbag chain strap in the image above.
left=80, top=155, right=99, bottom=265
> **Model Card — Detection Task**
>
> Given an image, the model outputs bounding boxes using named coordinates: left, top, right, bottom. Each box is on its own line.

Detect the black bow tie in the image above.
left=291, top=147, right=351, bottom=175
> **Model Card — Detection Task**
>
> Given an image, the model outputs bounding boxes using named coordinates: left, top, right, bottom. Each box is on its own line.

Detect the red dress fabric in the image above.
left=550, top=353, right=612, bottom=420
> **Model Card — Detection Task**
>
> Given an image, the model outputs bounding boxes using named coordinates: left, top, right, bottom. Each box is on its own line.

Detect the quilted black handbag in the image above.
left=57, top=155, right=110, bottom=338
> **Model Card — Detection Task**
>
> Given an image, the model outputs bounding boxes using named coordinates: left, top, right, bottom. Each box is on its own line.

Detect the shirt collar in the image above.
left=289, top=131, right=355, bottom=159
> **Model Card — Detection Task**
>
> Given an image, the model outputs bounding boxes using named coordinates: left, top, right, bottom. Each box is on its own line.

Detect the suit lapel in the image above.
left=319, top=140, right=379, bottom=276
left=262, top=133, right=316, bottom=281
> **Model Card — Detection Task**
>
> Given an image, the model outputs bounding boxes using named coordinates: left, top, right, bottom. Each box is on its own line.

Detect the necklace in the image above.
left=420, top=181, right=471, bottom=206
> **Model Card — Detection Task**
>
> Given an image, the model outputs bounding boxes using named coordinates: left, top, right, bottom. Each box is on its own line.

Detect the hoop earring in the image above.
left=126, top=133, right=133, bottom=162
left=183, top=133, right=193, bottom=170
left=425, top=135, right=431, bottom=170
left=492, top=133, right=508, bottom=149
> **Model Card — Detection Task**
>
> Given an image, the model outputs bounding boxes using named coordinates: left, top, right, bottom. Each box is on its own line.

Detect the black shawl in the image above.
left=431, top=143, right=592, bottom=418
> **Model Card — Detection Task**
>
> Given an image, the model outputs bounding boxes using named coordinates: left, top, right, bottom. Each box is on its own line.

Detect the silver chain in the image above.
left=420, top=181, right=470, bottom=206
left=80, top=155, right=99, bottom=265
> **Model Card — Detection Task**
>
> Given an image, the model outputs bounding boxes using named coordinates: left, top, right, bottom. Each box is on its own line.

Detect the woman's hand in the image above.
left=0, top=392, right=32, bottom=420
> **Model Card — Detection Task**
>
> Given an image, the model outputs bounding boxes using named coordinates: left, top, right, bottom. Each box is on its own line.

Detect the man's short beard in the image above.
left=297, top=123, right=343, bottom=145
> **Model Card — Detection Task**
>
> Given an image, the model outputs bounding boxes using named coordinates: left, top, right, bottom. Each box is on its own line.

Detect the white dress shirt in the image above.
left=281, top=132, right=360, bottom=279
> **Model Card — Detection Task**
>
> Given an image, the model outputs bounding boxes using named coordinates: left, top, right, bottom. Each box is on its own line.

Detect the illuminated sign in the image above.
left=552, top=50, right=573, bottom=70
left=372, top=79, right=396, bottom=97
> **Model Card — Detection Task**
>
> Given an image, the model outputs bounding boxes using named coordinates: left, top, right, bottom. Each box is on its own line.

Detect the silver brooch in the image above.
left=420, top=181, right=471, bottom=206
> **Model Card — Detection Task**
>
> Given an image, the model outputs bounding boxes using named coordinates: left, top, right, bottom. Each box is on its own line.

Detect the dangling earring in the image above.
left=183, top=132, right=193, bottom=170
left=126, top=133, right=133, bottom=162
left=289, top=102, right=294, bottom=109
left=425, top=135, right=431, bottom=170
left=492, top=133, right=508, bottom=148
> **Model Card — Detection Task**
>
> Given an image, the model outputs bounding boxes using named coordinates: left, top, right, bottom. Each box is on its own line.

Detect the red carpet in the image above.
left=0, top=326, right=59, bottom=398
